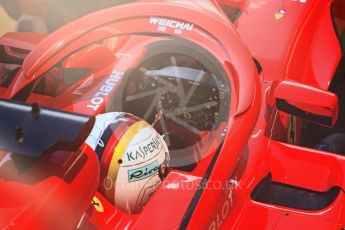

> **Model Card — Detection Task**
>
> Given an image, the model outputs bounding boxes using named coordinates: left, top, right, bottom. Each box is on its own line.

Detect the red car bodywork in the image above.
left=0, top=0, right=344, bottom=229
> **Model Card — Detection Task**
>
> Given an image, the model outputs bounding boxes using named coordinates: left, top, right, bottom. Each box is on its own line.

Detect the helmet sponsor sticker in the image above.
left=128, top=160, right=159, bottom=182
left=98, top=139, right=105, bottom=148
left=126, top=133, right=162, bottom=162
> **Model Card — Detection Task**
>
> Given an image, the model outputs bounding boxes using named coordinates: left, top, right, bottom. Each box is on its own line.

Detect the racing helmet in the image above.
left=85, top=112, right=169, bottom=214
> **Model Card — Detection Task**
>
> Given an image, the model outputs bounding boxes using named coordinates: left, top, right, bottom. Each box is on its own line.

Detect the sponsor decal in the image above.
left=291, top=0, right=307, bottom=3
left=98, top=139, right=105, bottom=148
left=92, top=196, right=104, bottom=213
left=126, top=134, right=162, bottom=162
left=274, top=9, right=286, bottom=20
left=209, top=191, right=233, bottom=230
left=128, top=160, right=159, bottom=182
left=149, top=16, right=194, bottom=35
left=87, top=71, right=123, bottom=111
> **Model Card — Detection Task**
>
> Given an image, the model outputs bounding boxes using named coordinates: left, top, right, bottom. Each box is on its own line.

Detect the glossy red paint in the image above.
left=0, top=32, right=46, bottom=51
left=0, top=0, right=344, bottom=229
left=0, top=145, right=99, bottom=229
left=268, top=80, right=339, bottom=126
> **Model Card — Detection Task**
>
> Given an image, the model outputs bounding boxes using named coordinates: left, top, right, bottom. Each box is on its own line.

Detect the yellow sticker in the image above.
left=275, top=9, right=286, bottom=20
left=275, top=13, right=284, bottom=20
left=92, top=196, right=104, bottom=213
left=105, top=120, right=149, bottom=203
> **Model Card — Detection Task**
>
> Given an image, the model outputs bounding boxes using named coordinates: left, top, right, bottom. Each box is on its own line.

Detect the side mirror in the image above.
left=0, top=32, right=46, bottom=62
left=268, top=80, right=339, bottom=127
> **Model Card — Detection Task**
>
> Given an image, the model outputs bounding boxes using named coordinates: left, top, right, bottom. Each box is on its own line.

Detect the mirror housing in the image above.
left=0, top=32, right=46, bottom=64
left=268, top=80, right=339, bottom=127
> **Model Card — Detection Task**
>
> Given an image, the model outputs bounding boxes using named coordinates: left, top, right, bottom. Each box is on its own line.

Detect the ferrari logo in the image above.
left=92, top=196, right=104, bottom=213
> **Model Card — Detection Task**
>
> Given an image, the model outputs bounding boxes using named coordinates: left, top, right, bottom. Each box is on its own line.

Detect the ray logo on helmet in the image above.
left=128, top=160, right=159, bottom=182
left=125, top=133, right=162, bottom=162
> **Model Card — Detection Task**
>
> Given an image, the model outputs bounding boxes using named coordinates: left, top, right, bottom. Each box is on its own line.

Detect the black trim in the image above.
left=253, top=58, right=263, bottom=74
left=12, top=81, right=35, bottom=101
left=179, top=142, right=224, bottom=229
left=251, top=174, right=340, bottom=211
left=276, top=99, right=332, bottom=127
left=330, top=4, right=343, bottom=53
left=0, top=45, right=24, bottom=65
left=0, top=67, right=20, bottom=88
left=0, top=99, right=95, bottom=158
left=220, top=5, right=243, bottom=23
left=329, top=3, right=345, bottom=91
left=10, top=47, right=31, bottom=55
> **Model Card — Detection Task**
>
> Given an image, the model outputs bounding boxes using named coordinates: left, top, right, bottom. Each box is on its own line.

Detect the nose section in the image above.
left=0, top=100, right=98, bottom=228
left=0, top=146, right=99, bottom=229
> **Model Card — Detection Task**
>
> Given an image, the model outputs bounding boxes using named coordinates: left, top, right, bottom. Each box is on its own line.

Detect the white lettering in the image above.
left=222, top=200, right=229, bottom=219
left=111, top=71, right=123, bottom=79
left=87, top=104, right=100, bottom=111
left=149, top=17, right=194, bottom=33
left=91, top=97, right=104, bottom=105
left=87, top=71, right=124, bottom=111
left=183, top=23, right=194, bottom=31
left=100, top=85, right=113, bottom=93
left=149, top=17, right=160, bottom=25
left=159, top=19, right=167, bottom=26
left=95, top=91, right=108, bottom=98
left=176, top=21, right=185, bottom=30
left=105, top=79, right=116, bottom=87
left=209, top=198, right=232, bottom=229
left=157, top=26, right=167, bottom=32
